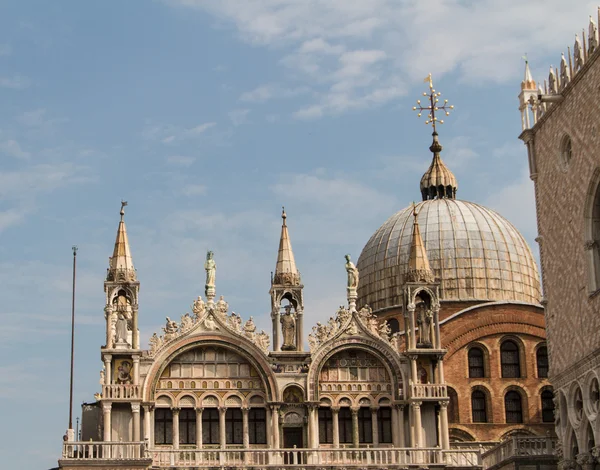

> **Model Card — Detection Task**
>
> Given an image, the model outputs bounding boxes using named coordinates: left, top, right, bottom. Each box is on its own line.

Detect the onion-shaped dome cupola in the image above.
left=420, top=132, right=457, bottom=201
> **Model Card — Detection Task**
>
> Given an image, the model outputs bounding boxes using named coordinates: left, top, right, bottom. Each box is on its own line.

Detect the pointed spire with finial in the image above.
left=107, top=201, right=136, bottom=282
left=273, top=207, right=300, bottom=286
left=521, top=56, right=537, bottom=91
left=413, top=74, right=457, bottom=201
left=405, top=204, right=435, bottom=284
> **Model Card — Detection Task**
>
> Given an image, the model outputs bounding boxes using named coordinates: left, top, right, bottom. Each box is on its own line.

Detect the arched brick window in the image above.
left=541, top=390, right=555, bottom=423
left=471, top=390, right=487, bottom=423
left=447, top=387, right=459, bottom=423
left=505, top=391, right=523, bottom=423
left=468, top=347, right=485, bottom=378
left=501, top=340, right=521, bottom=378
left=536, top=346, right=549, bottom=378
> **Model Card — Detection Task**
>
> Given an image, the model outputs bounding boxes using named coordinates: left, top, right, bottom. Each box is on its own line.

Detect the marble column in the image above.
left=219, top=407, right=227, bottom=449
left=105, top=306, right=114, bottom=349
left=410, top=356, right=418, bottom=385
left=132, top=306, right=139, bottom=349
left=272, top=313, right=280, bottom=352
left=270, top=405, right=280, bottom=448
left=172, top=408, right=180, bottom=449
left=143, top=405, right=153, bottom=444
left=351, top=408, right=359, bottom=448
left=132, top=403, right=141, bottom=441
left=370, top=407, right=379, bottom=446
left=437, top=360, right=445, bottom=383
left=439, top=402, right=450, bottom=449
left=406, top=305, right=416, bottom=349
left=104, top=355, right=112, bottom=386
left=332, top=407, right=340, bottom=448
left=412, top=402, right=422, bottom=448
left=196, top=408, right=203, bottom=449
left=433, top=308, right=441, bottom=349
left=296, top=309, right=304, bottom=351
left=266, top=407, right=273, bottom=448
left=242, top=407, right=250, bottom=449
left=102, top=402, right=112, bottom=441
left=132, top=357, right=140, bottom=385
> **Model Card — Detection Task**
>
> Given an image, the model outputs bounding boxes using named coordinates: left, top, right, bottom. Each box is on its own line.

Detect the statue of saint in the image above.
left=345, top=254, right=359, bottom=289
left=204, top=251, right=216, bottom=290
left=280, top=304, right=296, bottom=350
left=115, top=312, right=129, bottom=344
left=415, top=301, right=432, bottom=346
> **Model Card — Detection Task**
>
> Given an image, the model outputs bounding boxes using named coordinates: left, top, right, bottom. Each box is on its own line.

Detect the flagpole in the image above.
left=68, top=246, right=78, bottom=435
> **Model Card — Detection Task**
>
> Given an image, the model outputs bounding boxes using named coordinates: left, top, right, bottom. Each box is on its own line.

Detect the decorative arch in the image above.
left=307, top=338, right=405, bottom=402
left=449, top=427, right=476, bottom=443
left=142, top=335, right=279, bottom=403
left=567, top=381, right=585, bottom=429
left=282, top=384, right=305, bottom=403
left=106, top=285, right=138, bottom=306
left=177, top=394, right=197, bottom=408
left=410, top=286, right=439, bottom=308
left=584, top=167, right=600, bottom=293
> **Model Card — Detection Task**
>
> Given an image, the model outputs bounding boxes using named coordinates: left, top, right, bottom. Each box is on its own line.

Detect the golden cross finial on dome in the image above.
left=412, top=73, right=454, bottom=133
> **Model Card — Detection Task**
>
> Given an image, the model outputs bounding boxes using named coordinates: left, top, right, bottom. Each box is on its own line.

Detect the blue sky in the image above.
left=0, top=1, right=595, bottom=468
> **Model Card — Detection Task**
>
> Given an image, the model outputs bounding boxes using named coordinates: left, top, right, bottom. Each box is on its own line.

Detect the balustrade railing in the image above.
left=102, top=384, right=140, bottom=400
left=410, top=383, right=447, bottom=399
left=150, top=447, right=445, bottom=467
left=62, top=441, right=147, bottom=460
left=481, top=436, right=556, bottom=469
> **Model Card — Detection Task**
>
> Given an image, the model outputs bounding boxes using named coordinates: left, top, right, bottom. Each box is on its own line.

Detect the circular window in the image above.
left=560, top=135, right=572, bottom=169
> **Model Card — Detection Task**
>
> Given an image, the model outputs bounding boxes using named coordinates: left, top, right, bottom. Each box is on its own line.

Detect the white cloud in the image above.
left=168, top=0, right=597, bottom=117
left=0, top=139, right=30, bottom=159
left=239, top=84, right=309, bottom=103
left=142, top=121, right=216, bottom=143
left=181, top=184, right=207, bottom=196
left=0, top=75, right=31, bottom=89
left=166, top=155, right=196, bottom=166
left=189, top=122, right=216, bottom=134
left=228, top=108, right=250, bottom=126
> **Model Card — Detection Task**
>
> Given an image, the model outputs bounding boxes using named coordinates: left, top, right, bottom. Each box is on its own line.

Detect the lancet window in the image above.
left=468, top=347, right=485, bottom=378
left=505, top=391, right=523, bottom=424
left=202, top=409, right=220, bottom=445
left=226, top=409, right=243, bottom=444
left=318, top=408, right=334, bottom=444
left=377, top=407, right=393, bottom=443
left=471, top=390, right=487, bottom=423
left=358, top=408, right=373, bottom=444
left=339, top=408, right=353, bottom=444
left=541, top=390, right=555, bottom=423
left=155, top=409, right=173, bottom=445
left=179, top=409, right=196, bottom=445
left=536, top=346, right=549, bottom=378
left=501, top=340, right=521, bottom=378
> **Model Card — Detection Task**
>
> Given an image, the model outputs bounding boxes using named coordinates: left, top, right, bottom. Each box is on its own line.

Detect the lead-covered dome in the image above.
left=357, top=199, right=541, bottom=311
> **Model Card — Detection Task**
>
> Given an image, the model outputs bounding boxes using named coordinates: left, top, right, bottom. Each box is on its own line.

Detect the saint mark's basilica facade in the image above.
left=58, top=79, right=555, bottom=470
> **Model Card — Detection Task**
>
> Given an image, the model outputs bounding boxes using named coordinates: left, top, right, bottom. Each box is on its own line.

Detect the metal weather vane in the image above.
left=412, top=73, right=454, bottom=133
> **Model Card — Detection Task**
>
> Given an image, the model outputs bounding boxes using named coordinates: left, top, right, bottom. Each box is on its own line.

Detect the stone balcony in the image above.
left=410, top=383, right=448, bottom=400
left=481, top=436, right=557, bottom=470
left=59, top=443, right=482, bottom=469
left=102, top=384, right=141, bottom=401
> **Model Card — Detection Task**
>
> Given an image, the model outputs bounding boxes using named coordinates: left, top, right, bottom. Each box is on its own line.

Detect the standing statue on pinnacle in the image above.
left=345, top=254, right=359, bottom=290
left=204, top=251, right=216, bottom=300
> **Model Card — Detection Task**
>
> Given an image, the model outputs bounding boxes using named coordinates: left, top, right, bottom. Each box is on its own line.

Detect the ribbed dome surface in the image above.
left=357, top=199, right=541, bottom=311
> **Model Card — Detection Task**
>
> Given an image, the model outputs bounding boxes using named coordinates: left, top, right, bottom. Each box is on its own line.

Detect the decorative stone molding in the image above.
left=559, top=459, right=577, bottom=470
left=147, top=294, right=271, bottom=357
left=577, top=453, right=592, bottom=466
left=307, top=304, right=395, bottom=353
left=131, top=403, right=140, bottom=413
